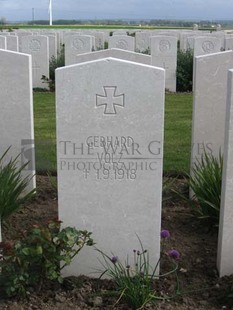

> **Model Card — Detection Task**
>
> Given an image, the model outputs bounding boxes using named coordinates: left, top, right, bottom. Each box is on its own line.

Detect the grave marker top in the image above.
left=75, top=48, right=151, bottom=65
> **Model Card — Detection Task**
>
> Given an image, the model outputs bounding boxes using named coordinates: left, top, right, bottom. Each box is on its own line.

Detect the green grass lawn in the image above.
left=164, top=93, right=192, bottom=174
left=33, top=92, right=193, bottom=174
left=33, top=92, right=56, bottom=172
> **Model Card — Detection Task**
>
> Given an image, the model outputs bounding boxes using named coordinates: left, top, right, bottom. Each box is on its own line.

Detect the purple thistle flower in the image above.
left=161, top=229, right=170, bottom=238
left=168, top=250, right=180, bottom=260
left=111, top=256, right=118, bottom=264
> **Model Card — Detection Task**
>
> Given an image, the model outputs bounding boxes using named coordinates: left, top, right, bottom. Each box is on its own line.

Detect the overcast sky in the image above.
left=1, top=0, right=233, bottom=22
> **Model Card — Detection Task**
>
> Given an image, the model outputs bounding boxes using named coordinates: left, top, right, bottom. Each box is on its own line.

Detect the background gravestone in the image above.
left=194, top=36, right=222, bottom=57
left=56, top=57, right=165, bottom=276
left=47, top=35, right=57, bottom=60
left=0, top=49, right=36, bottom=197
left=217, top=69, right=233, bottom=277
left=150, top=36, right=177, bottom=92
left=0, top=36, right=6, bottom=49
left=17, top=31, right=32, bottom=52
left=65, top=35, right=95, bottom=65
left=135, top=31, right=151, bottom=53
left=6, top=35, right=18, bottom=52
left=112, top=30, right=128, bottom=36
left=108, top=35, right=135, bottom=51
left=191, top=51, right=233, bottom=167
left=21, top=35, right=49, bottom=89
left=83, top=31, right=105, bottom=50
left=225, top=36, right=233, bottom=50
left=75, top=48, right=151, bottom=65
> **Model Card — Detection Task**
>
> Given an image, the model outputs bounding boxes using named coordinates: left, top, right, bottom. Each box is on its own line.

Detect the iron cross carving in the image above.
left=96, top=86, right=125, bottom=115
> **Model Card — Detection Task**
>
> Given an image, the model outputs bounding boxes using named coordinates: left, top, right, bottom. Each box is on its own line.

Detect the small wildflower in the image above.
left=126, top=265, right=130, bottom=269
left=143, top=249, right=147, bottom=253
left=168, top=249, right=180, bottom=260
left=137, top=250, right=140, bottom=255
left=161, top=229, right=170, bottom=238
left=133, top=249, right=136, bottom=253
left=111, top=256, right=118, bottom=264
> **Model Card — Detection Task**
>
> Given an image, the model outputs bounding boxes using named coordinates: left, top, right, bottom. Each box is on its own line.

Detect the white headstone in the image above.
left=135, top=31, right=151, bottom=53
left=17, top=31, right=33, bottom=52
left=48, top=35, right=57, bottom=60
left=0, top=49, right=35, bottom=192
left=0, top=36, right=6, bottom=49
left=186, top=36, right=195, bottom=50
left=112, top=30, right=128, bottom=36
left=216, top=24, right=222, bottom=31
left=21, top=35, right=49, bottom=89
left=217, top=69, right=233, bottom=277
left=191, top=51, right=233, bottom=165
left=150, top=36, right=177, bottom=92
left=56, top=57, right=165, bottom=277
left=179, top=31, right=197, bottom=51
left=150, top=30, right=180, bottom=39
left=194, top=36, right=222, bottom=57
left=65, top=35, right=95, bottom=65
left=83, top=31, right=105, bottom=50
left=76, top=48, right=151, bottom=65
left=225, top=36, right=233, bottom=50
left=108, top=35, right=135, bottom=51
left=6, top=35, right=18, bottom=52
left=92, top=32, right=105, bottom=50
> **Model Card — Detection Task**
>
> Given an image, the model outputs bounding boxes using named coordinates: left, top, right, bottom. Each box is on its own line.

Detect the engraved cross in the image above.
left=96, top=86, right=125, bottom=115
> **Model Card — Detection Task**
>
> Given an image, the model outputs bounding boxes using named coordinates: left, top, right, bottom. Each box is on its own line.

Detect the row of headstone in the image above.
left=56, top=44, right=233, bottom=277
left=1, top=31, right=178, bottom=91
left=2, top=28, right=232, bottom=51
left=3, top=29, right=233, bottom=92
left=2, top=40, right=233, bottom=278
left=63, top=35, right=177, bottom=91
left=0, top=46, right=165, bottom=276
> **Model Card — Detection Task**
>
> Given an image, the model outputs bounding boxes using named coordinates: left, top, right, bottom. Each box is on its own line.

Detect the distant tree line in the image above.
left=26, top=19, right=226, bottom=27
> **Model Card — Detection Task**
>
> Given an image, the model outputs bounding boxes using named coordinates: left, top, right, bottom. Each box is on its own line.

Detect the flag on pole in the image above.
left=48, top=0, right=52, bottom=26
left=48, top=0, right=51, bottom=14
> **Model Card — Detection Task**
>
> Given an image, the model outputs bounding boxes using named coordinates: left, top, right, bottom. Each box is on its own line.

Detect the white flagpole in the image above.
left=49, top=0, right=52, bottom=26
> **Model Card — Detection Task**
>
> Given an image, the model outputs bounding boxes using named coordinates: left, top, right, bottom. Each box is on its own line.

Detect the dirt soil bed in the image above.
left=1, top=175, right=233, bottom=309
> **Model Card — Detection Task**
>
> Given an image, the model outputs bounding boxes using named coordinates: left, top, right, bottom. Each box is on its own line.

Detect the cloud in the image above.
left=1, top=0, right=233, bottom=21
